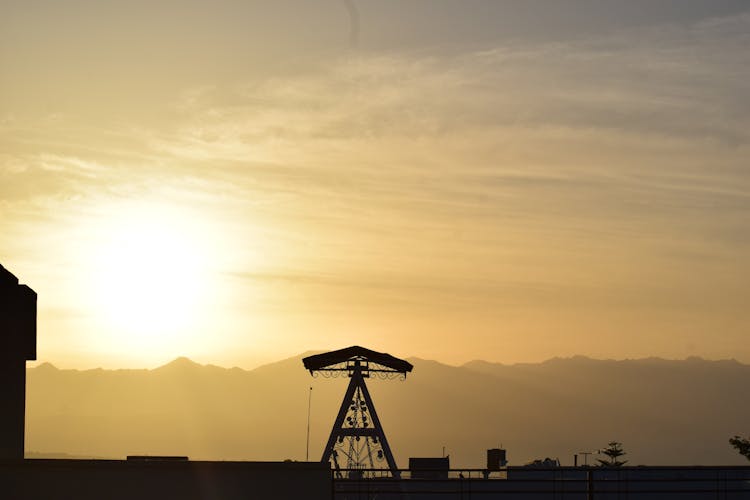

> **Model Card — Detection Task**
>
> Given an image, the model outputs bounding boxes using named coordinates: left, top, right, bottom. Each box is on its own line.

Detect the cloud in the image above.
left=4, top=12, right=750, bottom=275
left=2, top=7, right=750, bottom=363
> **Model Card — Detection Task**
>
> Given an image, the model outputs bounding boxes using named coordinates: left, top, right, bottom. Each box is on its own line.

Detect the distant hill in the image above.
left=26, top=354, right=750, bottom=467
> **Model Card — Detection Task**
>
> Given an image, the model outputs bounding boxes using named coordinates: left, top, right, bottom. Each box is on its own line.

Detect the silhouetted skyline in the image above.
left=25, top=352, right=750, bottom=467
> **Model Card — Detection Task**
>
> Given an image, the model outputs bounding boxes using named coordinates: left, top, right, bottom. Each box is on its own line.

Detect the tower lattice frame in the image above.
left=303, top=346, right=413, bottom=478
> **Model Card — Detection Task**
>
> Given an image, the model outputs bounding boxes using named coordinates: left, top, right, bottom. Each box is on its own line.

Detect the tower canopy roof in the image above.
left=303, top=345, right=413, bottom=374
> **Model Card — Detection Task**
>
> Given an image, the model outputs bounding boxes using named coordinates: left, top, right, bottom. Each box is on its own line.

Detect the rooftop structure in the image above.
left=0, top=264, right=37, bottom=460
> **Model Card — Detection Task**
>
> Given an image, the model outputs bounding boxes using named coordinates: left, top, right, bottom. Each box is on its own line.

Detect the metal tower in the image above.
left=302, top=346, right=413, bottom=478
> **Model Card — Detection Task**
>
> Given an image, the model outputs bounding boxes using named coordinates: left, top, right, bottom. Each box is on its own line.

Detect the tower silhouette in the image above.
left=303, top=346, right=412, bottom=478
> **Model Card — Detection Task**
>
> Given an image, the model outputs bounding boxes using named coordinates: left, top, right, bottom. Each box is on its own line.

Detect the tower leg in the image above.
left=357, top=371, right=400, bottom=479
left=321, top=368, right=401, bottom=478
left=321, top=374, right=360, bottom=465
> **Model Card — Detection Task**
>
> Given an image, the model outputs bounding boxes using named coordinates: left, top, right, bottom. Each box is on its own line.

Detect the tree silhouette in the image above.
left=598, top=441, right=627, bottom=467
left=729, top=436, right=750, bottom=461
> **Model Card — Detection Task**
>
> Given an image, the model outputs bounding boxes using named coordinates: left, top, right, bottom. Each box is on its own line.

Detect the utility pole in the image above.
left=306, top=386, right=313, bottom=461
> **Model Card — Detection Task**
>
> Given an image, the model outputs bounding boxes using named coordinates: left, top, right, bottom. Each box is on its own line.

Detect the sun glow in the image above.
left=83, top=202, right=218, bottom=359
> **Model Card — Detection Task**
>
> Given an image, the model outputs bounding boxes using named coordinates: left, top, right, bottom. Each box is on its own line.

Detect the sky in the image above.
left=2, top=0, right=749, bottom=369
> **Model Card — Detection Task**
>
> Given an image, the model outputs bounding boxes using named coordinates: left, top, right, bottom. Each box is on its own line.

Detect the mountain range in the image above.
left=26, top=354, right=750, bottom=468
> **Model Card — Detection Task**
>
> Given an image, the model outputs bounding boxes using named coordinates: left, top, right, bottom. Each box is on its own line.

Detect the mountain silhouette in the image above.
left=25, top=354, right=750, bottom=467
left=154, top=356, right=203, bottom=372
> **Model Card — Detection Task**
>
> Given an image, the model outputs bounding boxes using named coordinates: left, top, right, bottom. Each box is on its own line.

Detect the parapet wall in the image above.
left=0, top=459, right=332, bottom=500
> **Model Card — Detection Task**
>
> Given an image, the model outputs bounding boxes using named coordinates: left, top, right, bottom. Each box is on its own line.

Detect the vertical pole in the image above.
left=306, top=386, right=313, bottom=461
left=331, top=468, right=335, bottom=500
left=587, top=468, right=594, bottom=500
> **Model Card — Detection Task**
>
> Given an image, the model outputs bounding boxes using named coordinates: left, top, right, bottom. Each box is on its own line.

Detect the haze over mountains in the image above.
left=26, top=354, right=750, bottom=468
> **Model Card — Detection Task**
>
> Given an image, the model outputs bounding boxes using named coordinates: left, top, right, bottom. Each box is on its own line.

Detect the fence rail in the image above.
left=331, top=466, right=750, bottom=499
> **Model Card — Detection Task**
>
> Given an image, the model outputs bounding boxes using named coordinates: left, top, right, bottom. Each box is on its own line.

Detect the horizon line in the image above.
left=27, top=352, right=746, bottom=373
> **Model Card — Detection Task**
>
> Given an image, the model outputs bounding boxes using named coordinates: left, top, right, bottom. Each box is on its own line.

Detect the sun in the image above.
left=85, top=202, right=216, bottom=358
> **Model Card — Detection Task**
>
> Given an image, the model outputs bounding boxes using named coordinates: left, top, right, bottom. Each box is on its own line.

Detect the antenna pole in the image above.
left=306, top=386, right=313, bottom=461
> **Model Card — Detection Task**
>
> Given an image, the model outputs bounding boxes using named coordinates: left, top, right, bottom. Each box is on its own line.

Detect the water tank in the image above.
left=487, top=448, right=507, bottom=470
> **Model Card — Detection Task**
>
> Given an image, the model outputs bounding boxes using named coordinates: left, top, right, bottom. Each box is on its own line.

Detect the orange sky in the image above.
left=2, top=1, right=749, bottom=368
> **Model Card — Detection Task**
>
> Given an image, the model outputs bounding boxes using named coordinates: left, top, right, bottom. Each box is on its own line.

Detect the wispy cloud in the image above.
left=2, top=6, right=749, bottom=364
